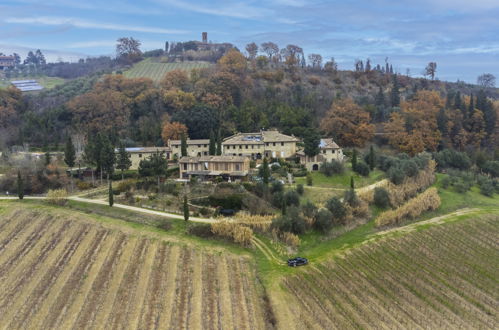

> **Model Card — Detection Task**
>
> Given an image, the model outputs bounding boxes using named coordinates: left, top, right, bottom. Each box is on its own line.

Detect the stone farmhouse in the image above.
left=296, top=138, right=344, bottom=171
left=120, top=147, right=170, bottom=170
left=168, top=139, right=209, bottom=159
left=179, top=155, right=250, bottom=181
left=222, top=130, right=299, bottom=159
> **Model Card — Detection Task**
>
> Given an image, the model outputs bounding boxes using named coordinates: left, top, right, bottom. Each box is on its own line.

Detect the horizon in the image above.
left=1, top=0, right=499, bottom=83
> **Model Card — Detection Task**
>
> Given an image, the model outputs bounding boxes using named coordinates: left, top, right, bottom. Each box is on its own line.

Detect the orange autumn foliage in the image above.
left=161, top=120, right=188, bottom=144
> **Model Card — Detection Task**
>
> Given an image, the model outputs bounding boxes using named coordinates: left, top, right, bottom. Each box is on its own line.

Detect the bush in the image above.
left=76, top=180, right=93, bottom=191
left=373, top=187, right=390, bottom=208
left=271, top=181, right=284, bottom=194
left=375, top=188, right=441, bottom=227
left=343, top=189, right=359, bottom=208
left=314, top=209, right=333, bottom=232
left=271, top=206, right=306, bottom=234
left=354, top=161, right=370, bottom=176
left=156, top=219, right=172, bottom=231
left=284, top=190, right=300, bottom=207
left=296, top=183, right=304, bottom=195
left=388, top=166, right=405, bottom=185
left=482, top=161, right=499, bottom=178
left=434, top=149, right=472, bottom=170
left=208, top=194, right=243, bottom=210
left=301, top=200, right=318, bottom=220
left=306, top=173, right=313, bottom=186
left=440, top=176, right=452, bottom=189
left=46, top=189, right=68, bottom=206
left=271, top=191, right=284, bottom=208
left=188, top=223, right=215, bottom=238
left=326, top=197, right=347, bottom=224
left=402, top=160, right=419, bottom=177
left=454, top=179, right=472, bottom=193
left=320, top=160, right=344, bottom=177
left=480, top=181, right=495, bottom=197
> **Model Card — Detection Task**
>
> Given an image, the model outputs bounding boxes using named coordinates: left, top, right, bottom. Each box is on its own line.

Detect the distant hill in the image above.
left=123, top=58, right=212, bottom=83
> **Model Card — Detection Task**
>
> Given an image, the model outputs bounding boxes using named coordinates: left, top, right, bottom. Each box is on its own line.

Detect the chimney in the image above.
left=202, top=32, right=208, bottom=43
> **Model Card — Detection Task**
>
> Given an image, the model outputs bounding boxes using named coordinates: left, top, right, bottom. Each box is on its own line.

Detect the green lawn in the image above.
left=295, top=167, right=384, bottom=189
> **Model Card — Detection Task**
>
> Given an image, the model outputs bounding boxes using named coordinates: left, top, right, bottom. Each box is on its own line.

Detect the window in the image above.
left=175, top=145, right=179, bottom=148
left=273, top=142, right=276, bottom=146
left=251, top=145, right=254, bottom=149
left=245, top=145, right=248, bottom=149
left=281, top=142, right=284, bottom=146
left=266, top=143, right=269, bottom=146
left=198, top=145, right=201, bottom=148
left=332, top=150, right=335, bottom=154
left=323, top=150, right=326, bottom=154
left=139, top=154, right=142, bottom=158
left=204, top=144, right=207, bottom=147
left=235, top=164, right=240, bottom=171
left=183, top=164, right=187, bottom=170
left=204, top=152, right=208, bottom=155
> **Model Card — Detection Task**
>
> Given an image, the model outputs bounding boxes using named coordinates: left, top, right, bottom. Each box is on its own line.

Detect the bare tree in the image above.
left=425, top=62, right=437, bottom=80
left=477, top=73, right=496, bottom=88
left=324, top=57, right=338, bottom=73
left=245, top=42, right=258, bottom=60
left=308, top=53, right=323, bottom=69
left=116, top=37, right=142, bottom=63
left=260, top=42, right=279, bottom=61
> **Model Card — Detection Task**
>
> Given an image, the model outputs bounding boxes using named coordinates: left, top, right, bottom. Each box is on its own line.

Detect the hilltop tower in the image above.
left=202, top=32, right=208, bottom=43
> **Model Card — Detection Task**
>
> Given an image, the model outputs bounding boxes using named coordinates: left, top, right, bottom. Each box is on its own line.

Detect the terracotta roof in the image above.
left=223, top=130, right=299, bottom=145
left=169, top=139, right=209, bottom=145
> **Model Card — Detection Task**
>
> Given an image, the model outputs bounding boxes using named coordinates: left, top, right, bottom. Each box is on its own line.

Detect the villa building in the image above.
left=222, top=130, right=299, bottom=159
left=168, top=139, right=210, bottom=159
left=297, top=138, right=344, bottom=171
left=119, top=147, right=171, bottom=170
left=179, top=155, right=250, bottom=181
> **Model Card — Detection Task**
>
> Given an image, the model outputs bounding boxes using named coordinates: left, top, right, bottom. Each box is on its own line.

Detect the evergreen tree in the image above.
left=180, top=133, right=187, bottom=157
left=44, top=151, right=51, bottom=167
left=100, top=135, right=116, bottom=182
left=350, top=176, right=355, bottom=190
left=209, top=130, right=216, bottom=155
left=303, top=129, right=321, bottom=157
left=351, top=149, right=358, bottom=170
left=468, top=93, right=475, bottom=119
left=116, top=143, right=132, bottom=180
left=261, top=158, right=270, bottom=185
left=64, top=137, right=76, bottom=192
left=17, top=170, right=24, bottom=200
left=216, top=129, right=222, bottom=155
left=437, top=108, right=448, bottom=137
left=84, top=134, right=103, bottom=185
left=109, top=180, right=114, bottom=207
left=368, top=145, right=376, bottom=170
left=476, top=90, right=496, bottom=137
left=390, top=75, right=400, bottom=107
left=183, top=195, right=189, bottom=221
left=389, top=64, right=394, bottom=74
left=375, top=86, right=386, bottom=121
left=138, top=151, right=168, bottom=191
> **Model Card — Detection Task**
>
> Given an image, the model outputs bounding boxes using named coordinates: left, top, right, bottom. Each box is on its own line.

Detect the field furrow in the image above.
left=157, top=244, right=181, bottom=329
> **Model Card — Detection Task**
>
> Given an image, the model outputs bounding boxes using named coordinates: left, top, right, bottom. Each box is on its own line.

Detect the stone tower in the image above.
left=202, top=32, right=208, bottom=43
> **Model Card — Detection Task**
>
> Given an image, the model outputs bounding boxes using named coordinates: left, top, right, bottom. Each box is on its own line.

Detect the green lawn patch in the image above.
left=295, top=168, right=384, bottom=189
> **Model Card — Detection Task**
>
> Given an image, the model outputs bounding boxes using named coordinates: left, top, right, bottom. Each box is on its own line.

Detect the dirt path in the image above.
left=0, top=196, right=216, bottom=224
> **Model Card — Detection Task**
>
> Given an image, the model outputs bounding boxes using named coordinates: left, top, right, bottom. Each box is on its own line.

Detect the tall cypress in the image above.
left=390, top=75, right=400, bottom=107
left=368, top=145, right=375, bottom=170
left=468, top=93, right=475, bottom=119
left=64, top=136, right=76, bottom=192
left=180, top=133, right=188, bottom=157
left=209, top=130, right=216, bottom=155
left=183, top=195, right=189, bottom=221
left=216, top=129, right=222, bottom=156
left=350, top=176, right=355, bottom=190
left=17, top=170, right=24, bottom=200
left=108, top=180, right=114, bottom=207
left=351, top=149, right=358, bottom=170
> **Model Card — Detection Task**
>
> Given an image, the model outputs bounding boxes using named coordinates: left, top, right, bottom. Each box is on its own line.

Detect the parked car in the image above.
left=287, top=257, right=308, bottom=267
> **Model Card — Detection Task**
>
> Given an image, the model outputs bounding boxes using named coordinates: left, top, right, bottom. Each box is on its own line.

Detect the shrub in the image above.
left=480, top=181, right=495, bottom=197
left=314, top=208, right=333, bottom=232
left=402, top=160, right=419, bottom=177
left=188, top=223, right=215, bottom=238
left=233, top=212, right=274, bottom=232
left=326, top=197, right=347, bottom=224
left=354, top=161, right=370, bottom=176
left=211, top=221, right=253, bottom=246
left=296, top=183, right=304, bottom=195
left=301, top=200, right=318, bottom=220
left=156, top=219, right=172, bottom=231
left=271, top=181, right=284, bottom=194
left=320, top=160, right=344, bottom=177
left=271, top=206, right=306, bottom=234
left=388, top=166, right=405, bottom=185
left=46, top=189, right=68, bottom=206
left=208, top=194, right=243, bottom=210
left=284, top=190, right=300, bottom=207
left=76, top=180, right=92, bottom=191
left=280, top=231, right=300, bottom=248
left=375, top=188, right=441, bottom=227
left=373, top=187, right=390, bottom=208
left=306, top=173, right=313, bottom=186
left=454, top=179, right=472, bottom=193
left=343, top=189, right=359, bottom=207
left=482, top=161, right=499, bottom=178
left=440, top=176, right=452, bottom=189
left=434, top=149, right=472, bottom=170
left=271, top=191, right=284, bottom=208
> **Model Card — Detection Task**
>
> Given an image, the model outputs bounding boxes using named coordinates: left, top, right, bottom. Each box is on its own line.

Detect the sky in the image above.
left=1, top=0, right=498, bottom=83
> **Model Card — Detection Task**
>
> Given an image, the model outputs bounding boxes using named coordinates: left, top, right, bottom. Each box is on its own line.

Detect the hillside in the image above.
left=275, top=214, right=498, bottom=328
left=123, top=58, right=212, bottom=83
left=0, top=76, right=65, bottom=90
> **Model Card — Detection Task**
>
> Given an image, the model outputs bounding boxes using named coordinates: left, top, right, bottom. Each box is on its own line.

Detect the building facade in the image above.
left=0, top=56, right=15, bottom=70
left=297, top=138, right=344, bottom=171
left=120, top=147, right=171, bottom=170
left=168, top=139, right=210, bottom=159
left=179, top=155, right=250, bottom=181
left=222, top=130, right=299, bottom=159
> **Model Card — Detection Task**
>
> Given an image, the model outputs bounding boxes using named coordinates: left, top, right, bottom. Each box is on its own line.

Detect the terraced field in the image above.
left=0, top=208, right=268, bottom=329
left=278, top=215, right=499, bottom=329
left=124, top=59, right=212, bottom=83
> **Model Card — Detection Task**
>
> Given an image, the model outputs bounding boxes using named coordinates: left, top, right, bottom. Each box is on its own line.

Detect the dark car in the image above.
left=287, top=257, right=308, bottom=267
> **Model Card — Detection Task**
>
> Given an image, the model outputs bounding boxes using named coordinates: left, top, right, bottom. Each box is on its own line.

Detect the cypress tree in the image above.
left=468, top=93, right=475, bottom=118
left=261, top=158, right=270, bottom=185
left=351, top=149, right=358, bottom=170
left=390, top=75, right=400, bottom=107
left=116, top=143, right=132, bottom=180
left=368, top=145, right=375, bottom=170
left=183, top=195, right=189, bottom=221
left=209, top=130, right=216, bottom=155
left=216, top=129, right=222, bottom=155
left=64, top=136, right=76, bottom=192
left=17, top=170, right=24, bottom=200
left=100, top=135, right=116, bottom=182
left=180, top=133, right=188, bottom=157
left=109, top=180, right=114, bottom=207
left=350, top=176, right=355, bottom=190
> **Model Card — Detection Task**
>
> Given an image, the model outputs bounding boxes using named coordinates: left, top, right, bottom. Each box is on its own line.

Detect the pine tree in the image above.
left=183, top=195, right=189, bottom=221
left=64, top=137, right=76, bottom=192
left=368, top=145, right=375, bottom=170
left=351, top=149, right=358, bottom=170
left=180, top=133, right=187, bottom=157
left=390, top=75, right=400, bottom=107
left=116, top=143, right=132, bottom=180
left=17, top=170, right=24, bottom=200
left=468, top=93, right=475, bottom=119
left=109, top=180, right=114, bottom=207
left=209, top=130, right=216, bottom=155
left=216, top=129, right=222, bottom=155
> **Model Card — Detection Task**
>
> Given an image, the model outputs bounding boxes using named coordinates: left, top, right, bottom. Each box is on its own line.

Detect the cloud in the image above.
left=5, top=16, right=188, bottom=34
left=153, top=0, right=269, bottom=19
